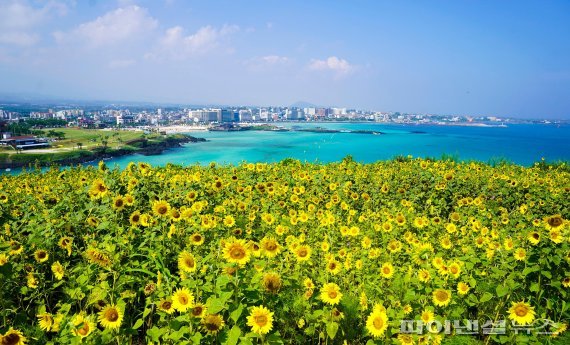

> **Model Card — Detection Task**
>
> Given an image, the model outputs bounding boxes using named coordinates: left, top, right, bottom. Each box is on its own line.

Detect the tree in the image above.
left=76, top=142, right=83, bottom=150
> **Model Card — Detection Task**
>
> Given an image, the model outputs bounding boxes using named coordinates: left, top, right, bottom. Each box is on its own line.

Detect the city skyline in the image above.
left=1, top=0, right=569, bottom=119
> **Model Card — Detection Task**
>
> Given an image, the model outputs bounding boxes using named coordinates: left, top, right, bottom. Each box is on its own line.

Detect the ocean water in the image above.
left=99, top=123, right=570, bottom=168
left=4, top=123, right=569, bottom=174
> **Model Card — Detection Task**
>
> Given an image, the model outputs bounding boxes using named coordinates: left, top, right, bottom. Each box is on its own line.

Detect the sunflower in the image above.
left=190, top=233, right=205, bottom=246
left=98, top=305, right=123, bottom=330
left=1, top=328, right=27, bottom=345
left=178, top=251, right=197, bottom=273
left=260, top=237, right=281, bottom=258
left=508, top=301, right=535, bottom=325
left=397, top=334, right=415, bottom=345
left=34, top=250, right=49, bottom=263
left=222, top=238, right=251, bottom=265
left=262, top=272, right=282, bottom=294
left=51, top=261, right=64, bottom=280
left=0, top=254, right=8, bottom=266
left=380, top=263, right=394, bottom=278
left=152, top=200, right=171, bottom=217
left=37, top=313, right=54, bottom=332
left=303, top=278, right=315, bottom=290
left=247, top=305, right=274, bottom=335
left=129, top=211, right=141, bottom=226
left=550, top=229, right=564, bottom=244
left=112, top=196, right=125, bottom=211
left=172, top=287, right=194, bottom=312
left=9, top=241, right=23, bottom=255
left=432, top=289, right=451, bottom=307
left=292, top=244, right=311, bottom=262
left=448, top=262, right=461, bottom=278
left=89, top=179, right=108, bottom=199
left=85, top=248, right=111, bottom=267
left=545, top=215, right=564, bottom=230
left=514, top=248, right=527, bottom=261
left=0, top=193, right=8, bottom=204
left=457, top=282, right=470, bottom=295
left=417, top=269, right=431, bottom=283
left=563, top=277, right=570, bottom=288
left=320, top=283, right=342, bottom=305
left=420, top=309, right=435, bottom=324
left=527, top=232, right=540, bottom=245
left=158, top=299, right=175, bottom=314
left=191, top=303, right=208, bottom=318
left=202, top=314, right=225, bottom=334
left=223, top=215, right=235, bottom=227
left=86, top=216, right=99, bottom=227
left=326, top=259, right=342, bottom=275
left=366, top=308, right=389, bottom=338
left=58, top=236, right=73, bottom=256
left=71, top=314, right=95, bottom=339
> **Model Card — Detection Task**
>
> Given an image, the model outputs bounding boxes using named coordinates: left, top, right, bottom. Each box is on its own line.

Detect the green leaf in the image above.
left=266, top=331, right=284, bottom=345
left=224, top=325, right=241, bottom=345
left=480, top=292, right=493, bottom=303
left=326, top=322, right=339, bottom=339
left=530, top=282, right=540, bottom=292
left=132, top=319, right=144, bottom=330
left=207, top=297, right=227, bottom=314
left=496, top=285, right=508, bottom=297
left=541, top=270, right=552, bottom=279
left=230, top=305, right=244, bottom=323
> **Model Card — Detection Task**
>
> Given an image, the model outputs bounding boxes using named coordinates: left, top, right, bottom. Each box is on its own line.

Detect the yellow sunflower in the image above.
left=172, top=287, right=194, bottom=312
left=112, top=195, right=125, bottom=211
left=508, top=301, right=535, bottom=325
left=98, top=305, right=123, bottom=330
left=380, top=262, right=394, bottom=278
left=152, top=200, right=171, bottom=217
left=202, top=314, right=225, bottom=334
left=51, top=261, right=64, bottom=280
left=366, top=308, right=389, bottom=338
left=34, top=250, right=49, bottom=263
left=71, top=314, right=95, bottom=339
left=178, top=251, right=197, bottom=273
left=457, top=282, right=470, bottom=295
left=247, top=305, right=274, bottom=335
left=222, top=238, right=251, bottom=265
left=158, top=299, right=175, bottom=314
left=37, top=313, right=54, bottom=332
left=1, top=328, right=27, bottom=345
left=262, top=272, right=282, bottom=294
left=293, top=244, right=312, bottom=262
left=320, top=283, right=342, bottom=305
left=260, top=237, right=281, bottom=258
left=191, top=303, right=208, bottom=318
left=189, top=233, right=205, bottom=246
left=432, top=289, right=451, bottom=307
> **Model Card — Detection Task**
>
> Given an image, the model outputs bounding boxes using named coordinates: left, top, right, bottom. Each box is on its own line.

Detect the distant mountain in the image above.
left=290, top=101, right=318, bottom=109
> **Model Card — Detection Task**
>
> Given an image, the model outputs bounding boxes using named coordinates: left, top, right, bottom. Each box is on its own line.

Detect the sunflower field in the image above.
left=0, top=158, right=569, bottom=345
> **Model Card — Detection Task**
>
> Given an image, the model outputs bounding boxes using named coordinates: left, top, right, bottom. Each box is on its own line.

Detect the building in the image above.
left=0, top=136, right=49, bottom=150
left=238, top=109, right=253, bottom=122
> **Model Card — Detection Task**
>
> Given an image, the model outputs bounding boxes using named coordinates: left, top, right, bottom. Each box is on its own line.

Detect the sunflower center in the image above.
left=192, top=306, right=203, bottom=316
left=115, top=199, right=123, bottom=207
left=266, top=243, right=277, bottom=251
left=106, top=309, right=119, bottom=322
left=436, top=291, right=448, bottom=301
left=230, top=247, right=246, bottom=259
left=179, top=296, right=188, bottom=305
left=548, top=217, right=563, bottom=227
left=4, top=333, right=21, bottom=345
left=162, top=301, right=172, bottom=309
left=383, top=267, right=391, bottom=274
left=254, top=315, right=268, bottom=326
left=373, top=316, right=384, bottom=329
left=297, top=249, right=307, bottom=257
left=158, top=206, right=167, bottom=214
left=132, top=215, right=140, bottom=222
left=185, top=257, right=195, bottom=268
left=38, top=252, right=46, bottom=259
left=328, top=291, right=338, bottom=299
left=515, top=306, right=528, bottom=317
left=78, top=322, right=90, bottom=336
left=205, top=320, right=220, bottom=331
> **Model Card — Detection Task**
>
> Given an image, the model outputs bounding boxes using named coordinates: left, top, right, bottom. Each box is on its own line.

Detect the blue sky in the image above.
left=0, top=0, right=569, bottom=118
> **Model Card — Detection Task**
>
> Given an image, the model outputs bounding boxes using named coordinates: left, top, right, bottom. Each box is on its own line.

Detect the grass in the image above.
left=45, top=128, right=150, bottom=150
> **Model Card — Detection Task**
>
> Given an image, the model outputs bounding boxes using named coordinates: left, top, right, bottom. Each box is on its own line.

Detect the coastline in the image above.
left=0, top=134, right=205, bottom=170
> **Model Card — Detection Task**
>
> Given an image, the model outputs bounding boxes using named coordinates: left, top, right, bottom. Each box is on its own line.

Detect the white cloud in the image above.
left=0, top=0, right=69, bottom=46
left=108, top=59, right=136, bottom=68
left=309, top=56, right=355, bottom=76
left=146, top=24, right=239, bottom=60
left=260, top=55, right=289, bottom=64
left=55, top=5, right=158, bottom=47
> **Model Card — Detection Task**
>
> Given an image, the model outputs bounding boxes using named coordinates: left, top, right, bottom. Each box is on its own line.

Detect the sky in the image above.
left=0, top=0, right=569, bottom=118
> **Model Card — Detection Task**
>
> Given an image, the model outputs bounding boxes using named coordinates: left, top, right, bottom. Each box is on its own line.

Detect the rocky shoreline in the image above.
left=0, top=135, right=206, bottom=170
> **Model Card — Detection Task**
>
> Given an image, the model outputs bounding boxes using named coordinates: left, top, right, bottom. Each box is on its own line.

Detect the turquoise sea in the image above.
left=99, top=122, right=569, bottom=168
